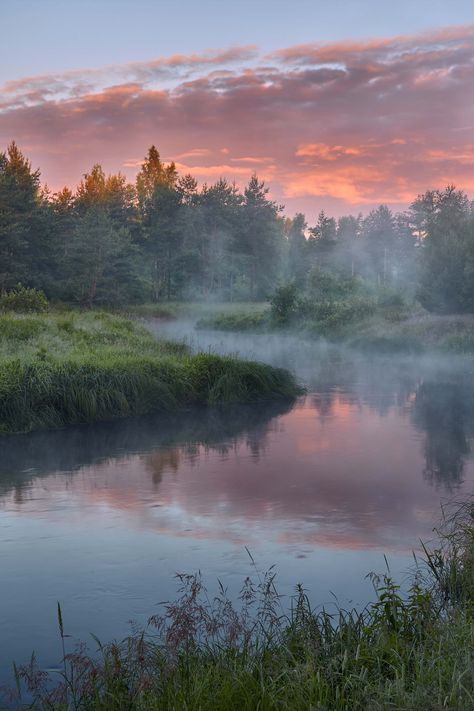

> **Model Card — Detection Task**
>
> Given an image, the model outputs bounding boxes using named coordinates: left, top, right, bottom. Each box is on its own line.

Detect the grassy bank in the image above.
left=8, top=502, right=474, bottom=710
left=0, top=311, right=299, bottom=434
left=197, top=300, right=474, bottom=355
left=344, top=310, right=474, bottom=354
left=125, top=301, right=268, bottom=322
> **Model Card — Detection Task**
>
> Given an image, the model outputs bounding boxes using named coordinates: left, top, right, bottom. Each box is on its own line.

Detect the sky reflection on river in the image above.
left=2, top=395, right=454, bottom=554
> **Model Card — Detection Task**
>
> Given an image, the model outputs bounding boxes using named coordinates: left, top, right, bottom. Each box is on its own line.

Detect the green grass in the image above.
left=125, top=301, right=269, bottom=321
left=0, top=311, right=299, bottom=434
left=197, top=299, right=474, bottom=355
left=9, top=502, right=474, bottom=710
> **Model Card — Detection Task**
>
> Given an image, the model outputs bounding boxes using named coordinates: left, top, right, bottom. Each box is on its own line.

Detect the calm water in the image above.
left=1, top=322, right=474, bottom=682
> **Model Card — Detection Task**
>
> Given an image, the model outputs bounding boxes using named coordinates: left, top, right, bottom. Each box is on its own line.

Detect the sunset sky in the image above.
left=2, top=0, right=474, bottom=219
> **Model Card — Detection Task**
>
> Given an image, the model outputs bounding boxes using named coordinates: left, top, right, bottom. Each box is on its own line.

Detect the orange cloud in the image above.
left=173, top=161, right=277, bottom=184
left=1, top=24, right=473, bottom=217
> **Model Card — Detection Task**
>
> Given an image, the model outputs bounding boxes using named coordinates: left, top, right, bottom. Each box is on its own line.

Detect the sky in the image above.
left=1, top=0, right=474, bottom=219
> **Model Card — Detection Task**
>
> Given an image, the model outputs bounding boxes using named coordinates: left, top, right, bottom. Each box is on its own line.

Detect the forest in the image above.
left=2, top=141, right=474, bottom=314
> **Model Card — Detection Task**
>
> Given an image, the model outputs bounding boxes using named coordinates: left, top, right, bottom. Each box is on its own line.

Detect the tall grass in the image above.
left=0, top=311, right=299, bottom=433
left=7, top=502, right=474, bottom=710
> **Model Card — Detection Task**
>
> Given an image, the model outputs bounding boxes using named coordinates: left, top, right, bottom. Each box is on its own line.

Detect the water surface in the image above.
left=1, top=323, right=474, bottom=682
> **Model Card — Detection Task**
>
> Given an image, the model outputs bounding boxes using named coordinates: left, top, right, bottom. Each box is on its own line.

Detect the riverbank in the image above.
left=8, top=501, right=474, bottom=710
left=0, top=311, right=299, bottom=434
left=194, top=302, right=474, bottom=355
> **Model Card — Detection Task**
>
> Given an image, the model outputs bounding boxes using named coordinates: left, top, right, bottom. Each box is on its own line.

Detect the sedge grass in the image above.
left=0, top=311, right=299, bottom=434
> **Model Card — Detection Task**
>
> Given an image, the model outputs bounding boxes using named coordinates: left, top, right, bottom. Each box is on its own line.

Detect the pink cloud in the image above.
left=1, top=25, right=473, bottom=218
left=230, top=156, right=274, bottom=164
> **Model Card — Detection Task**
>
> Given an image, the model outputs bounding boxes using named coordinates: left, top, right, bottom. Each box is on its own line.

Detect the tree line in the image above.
left=1, top=141, right=473, bottom=312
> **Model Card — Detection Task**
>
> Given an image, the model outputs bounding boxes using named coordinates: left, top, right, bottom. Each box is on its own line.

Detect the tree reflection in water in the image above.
left=413, top=382, right=474, bottom=491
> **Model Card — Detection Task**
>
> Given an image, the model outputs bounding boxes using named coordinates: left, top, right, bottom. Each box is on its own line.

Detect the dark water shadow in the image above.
left=0, top=399, right=294, bottom=498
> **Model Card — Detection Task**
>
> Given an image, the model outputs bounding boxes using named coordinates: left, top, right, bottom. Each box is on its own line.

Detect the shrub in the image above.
left=0, top=285, right=48, bottom=313
left=301, top=295, right=376, bottom=334
left=270, top=283, right=299, bottom=324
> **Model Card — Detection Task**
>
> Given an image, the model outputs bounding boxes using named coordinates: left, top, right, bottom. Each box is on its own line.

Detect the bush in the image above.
left=270, top=283, right=299, bottom=324
left=0, top=285, right=48, bottom=313
left=300, top=294, right=376, bottom=334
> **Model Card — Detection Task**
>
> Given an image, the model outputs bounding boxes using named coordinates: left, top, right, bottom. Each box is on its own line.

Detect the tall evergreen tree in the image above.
left=287, top=213, right=308, bottom=285
left=0, top=142, right=46, bottom=290
left=360, top=205, right=396, bottom=285
left=136, top=147, right=182, bottom=300
left=412, top=186, right=473, bottom=312
left=240, top=174, right=284, bottom=298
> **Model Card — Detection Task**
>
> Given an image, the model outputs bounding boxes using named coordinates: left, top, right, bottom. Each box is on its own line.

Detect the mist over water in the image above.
left=1, top=320, right=474, bottom=682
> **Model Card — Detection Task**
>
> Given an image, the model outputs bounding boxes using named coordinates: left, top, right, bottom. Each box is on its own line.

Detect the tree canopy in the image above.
left=1, top=141, right=473, bottom=312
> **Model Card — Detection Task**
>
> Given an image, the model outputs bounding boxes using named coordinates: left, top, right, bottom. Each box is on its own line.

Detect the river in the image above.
left=1, top=321, right=474, bottom=684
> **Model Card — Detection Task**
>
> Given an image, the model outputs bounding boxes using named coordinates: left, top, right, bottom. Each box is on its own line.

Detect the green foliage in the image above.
left=376, top=289, right=410, bottom=322
left=270, top=282, right=299, bottom=324
left=413, top=186, right=474, bottom=313
left=0, top=311, right=299, bottom=433
left=268, top=272, right=375, bottom=335
left=377, top=289, right=406, bottom=308
left=302, top=295, right=376, bottom=335
left=2, top=140, right=474, bottom=316
left=286, top=212, right=308, bottom=285
left=0, top=284, right=48, bottom=312
left=307, top=268, right=363, bottom=300
left=64, top=207, right=138, bottom=307
left=0, top=142, right=49, bottom=292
